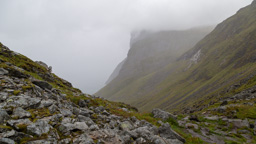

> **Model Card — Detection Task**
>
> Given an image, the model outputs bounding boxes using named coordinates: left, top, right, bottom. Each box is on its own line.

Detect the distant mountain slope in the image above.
left=96, top=27, right=213, bottom=108
left=105, top=58, right=126, bottom=84
left=97, top=1, right=256, bottom=113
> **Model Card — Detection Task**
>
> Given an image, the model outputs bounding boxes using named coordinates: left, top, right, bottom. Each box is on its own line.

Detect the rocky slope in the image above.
left=97, top=27, right=212, bottom=106
left=0, top=43, right=192, bottom=143
left=97, top=1, right=256, bottom=114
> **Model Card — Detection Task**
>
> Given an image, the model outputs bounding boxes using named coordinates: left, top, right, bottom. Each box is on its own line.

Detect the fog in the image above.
left=0, top=0, right=253, bottom=94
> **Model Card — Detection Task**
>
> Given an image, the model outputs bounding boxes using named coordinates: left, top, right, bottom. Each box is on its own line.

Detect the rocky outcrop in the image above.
left=0, top=45, right=185, bottom=144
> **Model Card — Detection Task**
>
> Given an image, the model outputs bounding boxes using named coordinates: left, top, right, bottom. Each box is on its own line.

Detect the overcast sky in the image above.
left=0, top=0, right=253, bottom=94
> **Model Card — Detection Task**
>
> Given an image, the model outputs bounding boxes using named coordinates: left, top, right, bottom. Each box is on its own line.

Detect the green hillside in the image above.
left=97, top=1, right=256, bottom=113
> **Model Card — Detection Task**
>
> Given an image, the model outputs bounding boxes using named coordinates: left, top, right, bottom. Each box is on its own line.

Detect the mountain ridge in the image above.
left=97, top=1, right=256, bottom=114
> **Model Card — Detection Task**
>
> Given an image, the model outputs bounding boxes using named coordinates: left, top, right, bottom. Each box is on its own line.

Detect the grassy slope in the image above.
left=97, top=28, right=212, bottom=103
left=97, top=2, right=256, bottom=113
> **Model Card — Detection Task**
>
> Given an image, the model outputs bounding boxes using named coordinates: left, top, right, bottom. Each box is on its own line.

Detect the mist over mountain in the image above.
left=1, top=0, right=256, bottom=143
left=97, top=26, right=213, bottom=103
left=0, top=0, right=252, bottom=94
left=97, top=0, right=256, bottom=113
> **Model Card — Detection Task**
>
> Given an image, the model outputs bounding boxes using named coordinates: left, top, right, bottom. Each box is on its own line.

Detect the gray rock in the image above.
left=135, top=137, right=146, bottom=144
left=158, top=123, right=186, bottom=143
left=132, top=126, right=152, bottom=140
left=0, top=109, right=10, bottom=124
left=216, top=106, right=227, bottom=113
left=73, top=122, right=89, bottom=131
left=0, top=92, right=9, bottom=101
left=27, top=120, right=51, bottom=136
left=48, top=104, right=58, bottom=114
left=6, top=95, right=41, bottom=109
left=26, top=138, right=57, bottom=144
left=228, top=119, right=249, bottom=129
left=78, top=99, right=87, bottom=107
left=58, top=122, right=88, bottom=136
left=7, top=119, right=32, bottom=130
left=60, top=109, right=73, bottom=117
left=120, top=121, right=134, bottom=131
left=73, top=133, right=94, bottom=144
left=79, top=109, right=90, bottom=117
left=59, top=138, right=72, bottom=144
left=185, top=123, right=199, bottom=130
left=94, top=106, right=105, bottom=113
left=0, top=130, right=16, bottom=138
left=152, top=108, right=176, bottom=121
left=6, top=131, right=32, bottom=143
left=40, top=100, right=54, bottom=108
left=204, top=116, right=219, bottom=121
left=0, top=68, right=8, bottom=75
left=32, top=80, right=52, bottom=90
left=12, top=107, right=31, bottom=119
left=0, top=138, right=15, bottom=144
left=61, top=117, right=74, bottom=124
left=8, top=68, right=29, bottom=78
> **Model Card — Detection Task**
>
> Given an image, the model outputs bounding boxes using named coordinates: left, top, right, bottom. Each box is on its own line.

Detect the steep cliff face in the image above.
left=105, top=58, right=126, bottom=85
left=97, top=1, right=256, bottom=113
left=97, top=27, right=212, bottom=105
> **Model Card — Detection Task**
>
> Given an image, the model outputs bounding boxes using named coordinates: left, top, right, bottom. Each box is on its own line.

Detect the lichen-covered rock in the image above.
left=119, top=121, right=134, bottom=131
left=27, top=120, right=51, bottom=136
left=6, top=95, right=41, bottom=109
left=12, top=107, right=31, bottom=119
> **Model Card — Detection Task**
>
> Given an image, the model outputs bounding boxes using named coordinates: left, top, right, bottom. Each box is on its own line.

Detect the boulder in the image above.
left=152, top=108, right=176, bottom=121
left=27, top=120, right=51, bottom=136
left=73, top=122, right=89, bottom=131
left=7, top=119, right=32, bottom=130
left=0, top=109, right=11, bottom=124
left=7, top=68, right=29, bottom=78
left=158, top=123, right=185, bottom=143
left=58, top=122, right=88, bottom=136
left=119, top=121, right=134, bottom=131
left=12, top=107, right=31, bottom=119
left=48, top=104, right=58, bottom=114
left=6, top=95, right=41, bottom=109
left=32, top=80, right=52, bottom=90
left=60, top=109, right=73, bottom=117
